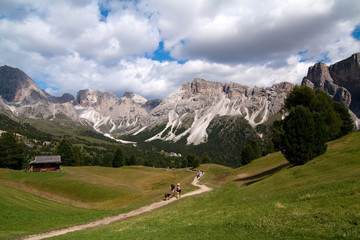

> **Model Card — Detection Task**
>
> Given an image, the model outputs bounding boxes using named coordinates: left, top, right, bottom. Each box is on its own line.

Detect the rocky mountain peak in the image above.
left=0, top=65, right=47, bottom=103
left=123, top=92, right=147, bottom=105
left=302, top=52, right=360, bottom=116
left=190, top=78, right=224, bottom=95
left=143, top=78, right=294, bottom=145
left=76, top=89, right=118, bottom=108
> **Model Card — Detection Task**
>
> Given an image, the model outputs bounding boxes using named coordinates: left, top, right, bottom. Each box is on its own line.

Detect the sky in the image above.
left=0, top=0, right=360, bottom=100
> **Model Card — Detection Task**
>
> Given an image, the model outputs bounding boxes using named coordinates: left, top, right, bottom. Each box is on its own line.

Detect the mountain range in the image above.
left=1, top=53, right=359, bottom=149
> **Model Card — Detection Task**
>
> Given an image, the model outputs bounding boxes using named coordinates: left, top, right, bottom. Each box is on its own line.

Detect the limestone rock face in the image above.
left=301, top=52, right=360, bottom=128
left=302, top=62, right=352, bottom=108
left=329, top=53, right=360, bottom=116
left=140, top=78, right=294, bottom=145
left=75, top=89, right=149, bottom=133
left=0, top=65, right=78, bottom=120
left=0, top=65, right=47, bottom=103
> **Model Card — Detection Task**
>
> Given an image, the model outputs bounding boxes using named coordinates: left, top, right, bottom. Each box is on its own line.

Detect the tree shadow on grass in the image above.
left=234, top=163, right=292, bottom=186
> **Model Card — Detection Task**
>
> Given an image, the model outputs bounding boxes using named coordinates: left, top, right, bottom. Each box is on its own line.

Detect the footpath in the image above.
left=22, top=174, right=212, bottom=240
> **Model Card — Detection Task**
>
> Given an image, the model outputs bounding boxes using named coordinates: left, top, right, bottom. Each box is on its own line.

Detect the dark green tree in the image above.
left=280, top=106, right=328, bottom=165
left=73, top=146, right=84, bottom=166
left=181, top=157, right=189, bottom=168
left=187, top=154, right=200, bottom=168
left=102, top=152, right=114, bottom=167
left=113, top=147, right=125, bottom=167
left=127, top=155, right=137, bottom=166
left=284, top=85, right=316, bottom=111
left=240, top=139, right=261, bottom=165
left=55, top=139, right=75, bottom=166
left=264, top=140, right=275, bottom=155
left=240, top=144, right=253, bottom=165
left=0, top=131, right=24, bottom=169
left=136, top=156, right=144, bottom=166
left=312, top=89, right=342, bottom=139
left=270, top=120, right=284, bottom=151
left=201, top=152, right=211, bottom=164
left=284, top=85, right=354, bottom=141
left=333, top=101, right=355, bottom=137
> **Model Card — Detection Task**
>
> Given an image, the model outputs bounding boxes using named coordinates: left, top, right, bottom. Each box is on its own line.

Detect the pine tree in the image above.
left=333, top=102, right=355, bottom=137
left=128, top=155, right=137, bottom=165
left=201, top=152, right=211, bottom=164
left=55, top=139, right=75, bottom=166
left=102, top=152, right=114, bottom=167
left=280, top=106, right=328, bottom=165
left=0, top=131, right=24, bottom=169
left=283, top=85, right=354, bottom=141
left=240, top=139, right=261, bottom=165
left=113, top=147, right=125, bottom=167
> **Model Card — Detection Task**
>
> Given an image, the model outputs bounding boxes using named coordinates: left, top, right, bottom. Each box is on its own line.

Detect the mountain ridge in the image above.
left=1, top=52, right=359, bottom=146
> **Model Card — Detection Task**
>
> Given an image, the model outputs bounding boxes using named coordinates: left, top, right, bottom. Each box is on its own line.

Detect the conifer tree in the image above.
left=102, top=152, right=114, bottom=167
left=280, top=106, right=327, bottom=165
left=0, top=131, right=24, bottom=169
left=113, top=147, right=125, bottom=167
left=55, top=139, right=75, bottom=166
left=201, top=152, right=211, bottom=164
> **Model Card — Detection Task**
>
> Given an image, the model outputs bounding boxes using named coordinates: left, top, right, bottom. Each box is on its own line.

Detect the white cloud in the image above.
left=0, top=0, right=359, bottom=100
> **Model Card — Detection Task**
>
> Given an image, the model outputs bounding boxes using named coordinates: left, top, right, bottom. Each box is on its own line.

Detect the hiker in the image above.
left=197, top=170, right=201, bottom=179
left=171, top=183, right=175, bottom=198
left=176, top=183, right=181, bottom=198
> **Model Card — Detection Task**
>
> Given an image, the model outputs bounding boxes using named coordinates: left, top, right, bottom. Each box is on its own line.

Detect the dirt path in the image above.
left=22, top=174, right=212, bottom=240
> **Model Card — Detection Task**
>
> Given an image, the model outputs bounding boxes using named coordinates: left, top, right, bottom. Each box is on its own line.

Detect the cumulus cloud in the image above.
left=0, top=0, right=359, bottom=100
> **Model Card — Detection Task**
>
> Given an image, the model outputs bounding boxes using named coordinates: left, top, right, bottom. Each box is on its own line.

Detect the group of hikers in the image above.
left=164, top=169, right=204, bottom=200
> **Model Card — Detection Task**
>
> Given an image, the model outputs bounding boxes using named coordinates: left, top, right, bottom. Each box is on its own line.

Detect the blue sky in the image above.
left=0, top=0, right=359, bottom=99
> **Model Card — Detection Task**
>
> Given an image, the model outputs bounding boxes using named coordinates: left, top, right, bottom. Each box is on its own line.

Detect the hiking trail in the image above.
left=22, top=174, right=212, bottom=240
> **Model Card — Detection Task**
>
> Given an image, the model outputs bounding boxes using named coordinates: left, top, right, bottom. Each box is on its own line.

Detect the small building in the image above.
left=28, top=155, right=61, bottom=172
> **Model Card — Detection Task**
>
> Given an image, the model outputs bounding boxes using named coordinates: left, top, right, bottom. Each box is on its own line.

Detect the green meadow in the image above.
left=1, top=132, right=360, bottom=239
left=0, top=166, right=195, bottom=239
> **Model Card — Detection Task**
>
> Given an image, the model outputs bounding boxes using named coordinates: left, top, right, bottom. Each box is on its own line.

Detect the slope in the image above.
left=0, top=166, right=195, bottom=239
left=52, top=132, right=360, bottom=239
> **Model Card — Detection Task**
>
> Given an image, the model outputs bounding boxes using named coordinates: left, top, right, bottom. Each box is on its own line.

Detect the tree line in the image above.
left=0, top=131, right=212, bottom=170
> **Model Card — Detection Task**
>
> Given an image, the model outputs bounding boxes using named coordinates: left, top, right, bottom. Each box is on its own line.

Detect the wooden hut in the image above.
left=28, top=155, right=61, bottom=172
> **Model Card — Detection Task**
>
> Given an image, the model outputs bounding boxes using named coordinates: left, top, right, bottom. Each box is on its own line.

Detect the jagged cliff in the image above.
left=0, top=65, right=78, bottom=120
left=302, top=52, right=360, bottom=127
left=1, top=53, right=359, bottom=144
left=75, top=89, right=151, bottom=133
left=136, top=78, right=294, bottom=145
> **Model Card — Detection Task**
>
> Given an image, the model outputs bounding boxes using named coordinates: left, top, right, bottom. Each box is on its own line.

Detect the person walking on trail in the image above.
left=197, top=170, right=201, bottom=179
left=176, top=183, right=181, bottom=198
left=171, top=183, right=175, bottom=198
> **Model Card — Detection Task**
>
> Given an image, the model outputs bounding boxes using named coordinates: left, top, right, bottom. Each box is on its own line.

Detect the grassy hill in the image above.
left=0, top=166, right=195, bottom=239
left=1, top=132, right=359, bottom=239
left=53, top=132, right=360, bottom=239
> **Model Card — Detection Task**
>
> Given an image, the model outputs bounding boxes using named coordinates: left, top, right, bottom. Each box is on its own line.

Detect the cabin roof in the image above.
left=30, top=155, right=61, bottom=164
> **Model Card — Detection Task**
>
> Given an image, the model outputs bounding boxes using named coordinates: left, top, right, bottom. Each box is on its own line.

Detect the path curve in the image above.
left=22, top=174, right=212, bottom=240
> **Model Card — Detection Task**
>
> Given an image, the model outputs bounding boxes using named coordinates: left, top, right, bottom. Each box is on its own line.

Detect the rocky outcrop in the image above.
left=75, top=89, right=149, bottom=133
left=139, top=78, right=294, bottom=145
left=0, top=65, right=78, bottom=120
left=301, top=62, right=352, bottom=108
left=0, top=65, right=47, bottom=103
left=302, top=53, right=360, bottom=118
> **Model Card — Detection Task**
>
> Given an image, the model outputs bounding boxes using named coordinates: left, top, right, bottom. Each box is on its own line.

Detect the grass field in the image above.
left=0, top=166, right=195, bottom=239
left=1, top=132, right=360, bottom=239
left=51, top=132, right=360, bottom=240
